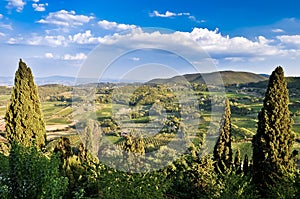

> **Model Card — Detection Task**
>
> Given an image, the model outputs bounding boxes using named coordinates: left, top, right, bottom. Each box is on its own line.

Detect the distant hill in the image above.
left=149, top=71, right=268, bottom=85
left=0, top=76, right=76, bottom=86
left=244, top=76, right=300, bottom=89
left=0, top=76, right=101, bottom=86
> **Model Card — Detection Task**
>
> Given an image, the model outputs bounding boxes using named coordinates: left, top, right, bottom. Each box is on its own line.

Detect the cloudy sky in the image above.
left=1, top=0, right=300, bottom=78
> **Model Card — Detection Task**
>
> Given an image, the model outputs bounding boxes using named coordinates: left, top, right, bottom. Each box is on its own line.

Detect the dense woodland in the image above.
left=0, top=60, right=299, bottom=198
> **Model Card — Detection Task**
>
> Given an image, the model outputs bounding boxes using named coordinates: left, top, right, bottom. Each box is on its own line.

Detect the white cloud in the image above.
left=277, top=35, right=300, bottom=46
left=7, top=37, right=23, bottom=44
left=32, top=0, right=39, bottom=2
left=91, top=28, right=290, bottom=69
left=149, top=10, right=204, bottom=24
left=27, top=35, right=67, bottom=47
left=32, top=3, right=48, bottom=12
left=0, top=23, right=13, bottom=30
left=6, top=0, right=26, bottom=12
left=37, top=10, right=94, bottom=27
left=188, top=16, right=206, bottom=23
left=0, top=14, right=3, bottom=19
left=272, top=28, right=285, bottom=33
left=150, top=10, right=190, bottom=18
left=45, top=52, right=54, bottom=58
left=98, top=20, right=137, bottom=31
left=45, top=35, right=67, bottom=46
left=68, top=30, right=101, bottom=44
left=63, top=53, right=87, bottom=61
left=131, top=57, right=140, bottom=61
left=224, top=57, right=245, bottom=62
left=184, top=28, right=280, bottom=56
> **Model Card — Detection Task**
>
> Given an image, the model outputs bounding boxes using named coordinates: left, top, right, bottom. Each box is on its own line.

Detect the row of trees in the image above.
left=0, top=60, right=298, bottom=198
left=213, top=66, right=297, bottom=197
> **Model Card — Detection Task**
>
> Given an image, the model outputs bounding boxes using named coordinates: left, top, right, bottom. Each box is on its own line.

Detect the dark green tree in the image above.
left=252, top=66, right=295, bottom=196
left=8, top=141, right=68, bottom=199
left=243, top=154, right=249, bottom=175
left=5, top=59, right=46, bottom=148
left=213, top=98, right=233, bottom=173
left=234, top=149, right=242, bottom=174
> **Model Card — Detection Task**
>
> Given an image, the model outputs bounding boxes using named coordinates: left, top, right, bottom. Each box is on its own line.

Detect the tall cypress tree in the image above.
left=5, top=59, right=46, bottom=148
left=252, top=66, right=295, bottom=196
left=213, top=98, right=233, bottom=173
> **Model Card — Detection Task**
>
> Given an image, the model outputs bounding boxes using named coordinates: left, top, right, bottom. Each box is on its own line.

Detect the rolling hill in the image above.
left=148, top=71, right=268, bottom=85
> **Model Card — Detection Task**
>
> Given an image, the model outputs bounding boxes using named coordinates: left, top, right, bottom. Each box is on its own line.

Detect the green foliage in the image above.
left=7, top=141, right=68, bottom=199
left=54, top=137, right=100, bottom=198
left=218, top=172, right=259, bottom=199
left=266, top=172, right=296, bottom=199
left=98, top=167, right=169, bottom=199
left=0, top=152, right=9, bottom=199
left=213, top=98, right=233, bottom=173
left=122, top=133, right=145, bottom=172
left=5, top=59, right=46, bottom=148
left=167, top=147, right=219, bottom=199
left=252, top=66, right=296, bottom=196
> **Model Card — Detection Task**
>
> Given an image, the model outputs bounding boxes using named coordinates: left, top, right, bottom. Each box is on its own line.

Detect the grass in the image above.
left=232, top=142, right=253, bottom=159
left=46, top=117, right=72, bottom=125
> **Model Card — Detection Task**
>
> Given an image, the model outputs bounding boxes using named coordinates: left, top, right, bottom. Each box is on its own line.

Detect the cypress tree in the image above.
left=252, top=66, right=295, bottom=196
left=213, top=98, right=233, bottom=173
left=5, top=59, right=46, bottom=148
left=234, top=149, right=242, bottom=174
left=243, top=154, right=249, bottom=175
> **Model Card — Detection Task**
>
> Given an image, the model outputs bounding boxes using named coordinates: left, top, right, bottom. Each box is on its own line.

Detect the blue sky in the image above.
left=1, top=0, right=300, bottom=79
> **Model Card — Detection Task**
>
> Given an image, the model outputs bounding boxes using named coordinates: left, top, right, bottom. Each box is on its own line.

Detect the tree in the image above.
left=54, top=137, right=100, bottom=198
left=166, top=151, right=219, bottom=198
left=213, top=98, right=233, bottom=173
left=5, top=59, right=46, bottom=148
left=252, top=66, right=295, bottom=196
left=122, top=133, right=145, bottom=172
left=234, top=149, right=242, bottom=174
left=8, top=141, right=68, bottom=198
left=243, top=154, right=249, bottom=175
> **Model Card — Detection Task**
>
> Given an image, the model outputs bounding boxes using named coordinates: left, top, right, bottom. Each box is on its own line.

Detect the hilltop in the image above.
left=149, top=71, right=268, bottom=85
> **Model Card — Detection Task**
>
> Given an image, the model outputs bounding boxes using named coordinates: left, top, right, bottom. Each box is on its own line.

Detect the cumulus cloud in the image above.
left=69, top=30, right=101, bottom=44
left=37, top=10, right=94, bottom=27
left=6, top=0, right=26, bottom=12
left=89, top=27, right=292, bottom=69
left=63, top=53, right=87, bottom=61
left=98, top=20, right=137, bottom=31
left=32, top=3, right=48, bottom=12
